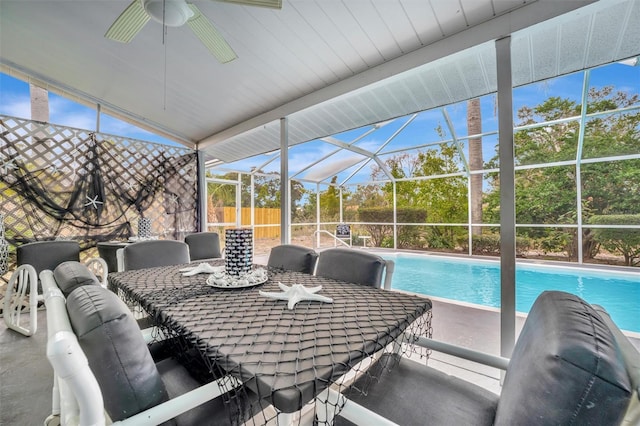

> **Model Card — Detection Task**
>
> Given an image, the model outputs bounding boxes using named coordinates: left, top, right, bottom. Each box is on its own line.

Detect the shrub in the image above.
left=589, top=214, right=640, bottom=266
left=462, top=233, right=530, bottom=257
left=358, top=207, right=427, bottom=248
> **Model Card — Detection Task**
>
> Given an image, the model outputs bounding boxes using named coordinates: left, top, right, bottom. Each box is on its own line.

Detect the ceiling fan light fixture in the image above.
left=143, top=0, right=194, bottom=27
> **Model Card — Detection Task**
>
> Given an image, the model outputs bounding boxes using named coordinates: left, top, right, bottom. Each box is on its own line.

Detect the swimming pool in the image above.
left=383, top=253, right=640, bottom=333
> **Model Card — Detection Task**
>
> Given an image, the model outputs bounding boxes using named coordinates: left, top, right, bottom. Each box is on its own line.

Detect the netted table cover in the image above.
left=108, top=261, right=432, bottom=425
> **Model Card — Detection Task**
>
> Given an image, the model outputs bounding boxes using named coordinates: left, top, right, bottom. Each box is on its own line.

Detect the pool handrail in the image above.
left=313, top=229, right=351, bottom=249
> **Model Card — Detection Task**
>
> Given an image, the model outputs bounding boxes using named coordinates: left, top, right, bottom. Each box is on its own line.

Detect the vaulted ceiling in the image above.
left=1, top=0, right=638, bottom=165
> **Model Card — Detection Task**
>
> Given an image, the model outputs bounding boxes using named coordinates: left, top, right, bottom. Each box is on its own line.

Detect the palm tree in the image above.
left=467, top=98, right=483, bottom=235
left=30, top=83, right=50, bottom=167
left=30, top=84, right=49, bottom=123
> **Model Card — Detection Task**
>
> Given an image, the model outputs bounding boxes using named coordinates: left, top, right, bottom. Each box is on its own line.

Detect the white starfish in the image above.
left=84, top=195, right=104, bottom=210
left=1, top=158, right=16, bottom=175
left=259, top=282, right=333, bottom=310
left=180, top=263, right=223, bottom=276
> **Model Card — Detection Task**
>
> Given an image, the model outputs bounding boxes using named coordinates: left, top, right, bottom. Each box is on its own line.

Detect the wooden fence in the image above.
left=222, top=207, right=280, bottom=238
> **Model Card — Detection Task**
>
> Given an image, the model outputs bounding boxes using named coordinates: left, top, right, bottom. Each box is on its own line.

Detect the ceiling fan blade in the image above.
left=187, top=4, right=238, bottom=63
left=215, top=0, right=282, bottom=10
left=105, top=0, right=150, bottom=43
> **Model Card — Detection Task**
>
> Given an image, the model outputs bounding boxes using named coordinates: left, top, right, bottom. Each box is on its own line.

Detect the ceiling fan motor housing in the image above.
left=143, top=0, right=193, bottom=27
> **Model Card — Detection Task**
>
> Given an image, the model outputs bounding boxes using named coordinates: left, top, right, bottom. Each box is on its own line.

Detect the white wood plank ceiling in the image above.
left=1, top=0, right=637, bottom=165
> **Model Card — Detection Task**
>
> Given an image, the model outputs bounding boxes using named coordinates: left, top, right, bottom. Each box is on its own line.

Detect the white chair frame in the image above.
left=3, top=257, right=107, bottom=337
left=3, top=264, right=38, bottom=336
left=41, top=269, right=243, bottom=426
left=116, top=248, right=124, bottom=272
left=382, top=259, right=395, bottom=290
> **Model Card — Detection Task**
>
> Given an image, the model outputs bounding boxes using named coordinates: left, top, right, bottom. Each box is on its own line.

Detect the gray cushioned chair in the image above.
left=117, top=239, right=190, bottom=271
left=267, top=244, right=318, bottom=274
left=315, top=248, right=391, bottom=288
left=15, top=240, right=107, bottom=286
left=115, top=240, right=190, bottom=327
left=336, top=290, right=637, bottom=426
left=184, top=232, right=222, bottom=262
left=43, top=269, right=256, bottom=426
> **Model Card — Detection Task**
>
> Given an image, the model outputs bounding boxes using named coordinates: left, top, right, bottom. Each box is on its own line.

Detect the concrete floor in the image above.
left=0, top=312, right=52, bottom=426
left=2, top=296, right=638, bottom=425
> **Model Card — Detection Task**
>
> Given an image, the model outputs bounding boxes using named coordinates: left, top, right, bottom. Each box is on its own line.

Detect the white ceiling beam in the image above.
left=198, top=0, right=597, bottom=150
left=321, top=136, right=374, bottom=159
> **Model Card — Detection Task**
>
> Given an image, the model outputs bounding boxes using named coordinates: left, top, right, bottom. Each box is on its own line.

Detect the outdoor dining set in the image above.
left=2, top=232, right=639, bottom=425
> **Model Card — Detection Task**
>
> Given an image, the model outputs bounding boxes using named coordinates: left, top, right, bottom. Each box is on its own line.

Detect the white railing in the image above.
left=313, top=230, right=351, bottom=249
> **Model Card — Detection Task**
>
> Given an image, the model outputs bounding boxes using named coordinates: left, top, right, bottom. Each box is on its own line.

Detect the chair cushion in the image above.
left=53, top=261, right=100, bottom=297
left=338, top=354, right=498, bottom=426
left=315, top=248, right=385, bottom=287
left=17, top=240, right=80, bottom=275
left=66, top=285, right=169, bottom=421
left=123, top=240, right=190, bottom=271
left=267, top=245, right=318, bottom=274
left=495, top=291, right=632, bottom=425
left=156, top=358, right=260, bottom=426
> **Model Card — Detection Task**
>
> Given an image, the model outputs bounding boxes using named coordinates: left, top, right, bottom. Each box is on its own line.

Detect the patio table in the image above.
left=108, top=261, right=432, bottom=425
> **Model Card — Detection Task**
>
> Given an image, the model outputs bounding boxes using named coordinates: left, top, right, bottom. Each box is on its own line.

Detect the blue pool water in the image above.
left=384, top=253, right=640, bottom=333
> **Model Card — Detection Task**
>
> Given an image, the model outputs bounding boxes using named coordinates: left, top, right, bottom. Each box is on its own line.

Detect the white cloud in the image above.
left=49, top=96, right=95, bottom=130
left=357, top=139, right=383, bottom=152
left=0, top=95, right=31, bottom=119
left=100, top=115, right=152, bottom=137
left=288, top=142, right=344, bottom=173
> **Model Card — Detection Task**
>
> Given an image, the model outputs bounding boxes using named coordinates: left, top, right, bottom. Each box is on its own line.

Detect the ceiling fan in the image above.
left=105, top=0, right=282, bottom=63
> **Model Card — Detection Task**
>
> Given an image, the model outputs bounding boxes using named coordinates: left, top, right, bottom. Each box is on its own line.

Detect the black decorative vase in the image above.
left=138, top=217, right=152, bottom=239
left=225, top=228, right=253, bottom=276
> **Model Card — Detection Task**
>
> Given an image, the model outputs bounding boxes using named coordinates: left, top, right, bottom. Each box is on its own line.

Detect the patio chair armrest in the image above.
left=112, top=375, right=243, bottom=426
left=383, top=260, right=395, bottom=290
left=406, top=334, right=510, bottom=371
left=116, top=248, right=124, bottom=272
left=323, top=387, right=400, bottom=426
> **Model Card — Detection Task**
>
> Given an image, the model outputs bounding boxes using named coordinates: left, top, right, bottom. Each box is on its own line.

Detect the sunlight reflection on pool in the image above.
left=383, top=253, right=640, bottom=333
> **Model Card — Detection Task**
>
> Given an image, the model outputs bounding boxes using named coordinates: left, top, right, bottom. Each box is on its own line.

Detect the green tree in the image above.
left=371, top=144, right=467, bottom=249
left=484, top=87, right=640, bottom=260
left=590, top=214, right=640, bottom=266
left=319, top=176, right=341, bottom=221
left=206, top=171, right=306, bottom=214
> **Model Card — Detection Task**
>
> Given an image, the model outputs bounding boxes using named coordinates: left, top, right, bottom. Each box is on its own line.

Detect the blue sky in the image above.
left=218, top=64, right=640, bottom=184
left=0, top=73, right=178, bottom=146
left=1, top=61, right=638, bottom=185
